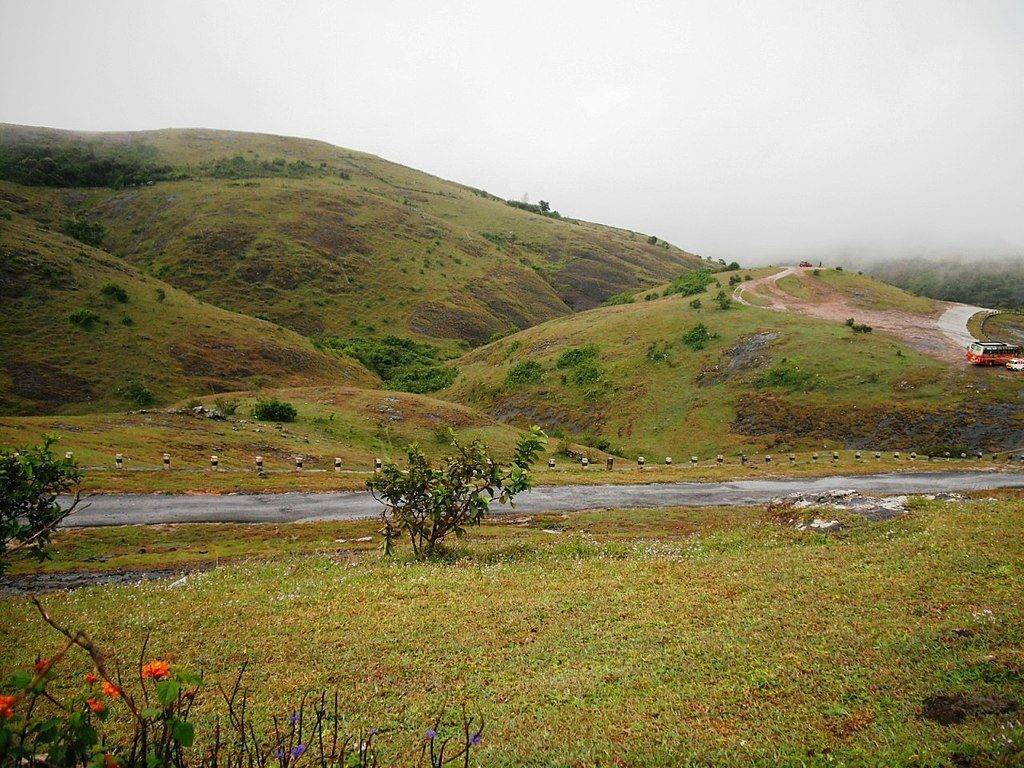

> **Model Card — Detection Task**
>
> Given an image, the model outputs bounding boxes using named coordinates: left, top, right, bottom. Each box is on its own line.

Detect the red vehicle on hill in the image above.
left=967, top=341, right=1023, bottom=365
left=799, top=261, right=813, bottom=268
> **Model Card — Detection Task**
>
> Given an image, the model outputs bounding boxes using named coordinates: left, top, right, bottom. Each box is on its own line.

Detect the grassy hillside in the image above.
left=858, top=255, right=1024, bottom=310
left=0, top=210, right=375, bottom=414
left=447, top=269, right=1024, bottom=456
left=0, top=124, right=709, bottom=347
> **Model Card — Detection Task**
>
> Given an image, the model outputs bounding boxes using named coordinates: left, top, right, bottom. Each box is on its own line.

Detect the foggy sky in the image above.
left=2, top=0, right=1022, bottom=263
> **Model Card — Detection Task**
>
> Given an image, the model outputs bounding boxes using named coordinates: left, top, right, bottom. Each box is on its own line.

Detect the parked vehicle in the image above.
left=1007, top=358, right=1024, bottom=371
left=967, top=341, right=1023, bottom=365
left=799, top=261, right=813, bottom=268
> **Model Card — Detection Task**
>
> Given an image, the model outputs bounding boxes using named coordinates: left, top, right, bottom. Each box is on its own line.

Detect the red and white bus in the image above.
left=967, top=341, right=1023, bottom=366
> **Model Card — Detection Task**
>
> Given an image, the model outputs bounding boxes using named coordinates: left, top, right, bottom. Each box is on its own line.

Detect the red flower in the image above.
left=85, top=673, right=99, bottom=684
left=141, top=660, right=171, bottom=681
left=87, top=698, right=106, bottom=714
left=101, top=681, right=121, bottom=698
left=0, top=695, right=15, bottom=718
left=34, top=658, right=51, bottom=675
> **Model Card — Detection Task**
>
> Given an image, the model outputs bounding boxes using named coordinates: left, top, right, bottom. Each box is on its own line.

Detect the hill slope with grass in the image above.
left=0, top=124, right=708, bottom=348
left=0, top=211, right=375, bottom=414
left=446, top=268, right=1024, bottom=456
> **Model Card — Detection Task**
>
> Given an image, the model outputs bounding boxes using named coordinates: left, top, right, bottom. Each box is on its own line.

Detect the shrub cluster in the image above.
left=251, top=397, right=298, bottom=422
left=663, top=270, right=714, bottom=298
left=0, top=143, right=175, bottom=188
left=755, top=362, right=821, bottom=392
left=845, top=318, right=873, bottom=334
left=505, top=360, right=544, bottom=387
left=100, top=282, right=128, bottom=302
left=61, top=218, right=106, bottom=247
left=681, top=323, right=716, bottom=351
left=67, top=308, right=101, bottom=330
left=318, top=336, right=457, bottom=394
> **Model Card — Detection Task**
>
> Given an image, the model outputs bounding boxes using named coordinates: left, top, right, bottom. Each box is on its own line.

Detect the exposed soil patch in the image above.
left=0, top=564, right=214, bottom=596
left=920, top=693, right=1017, bottom=726
left=5, top=360, right=93, bottom=405
left=698, top=331, right=779, bottom=387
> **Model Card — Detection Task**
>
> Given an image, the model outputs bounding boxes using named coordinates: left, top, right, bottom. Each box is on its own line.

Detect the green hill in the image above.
left=0, top=210, right=375, bottom=414
left=446, top=269, right=1024, bottom=456
left=0, top=124, right=709, bottom=347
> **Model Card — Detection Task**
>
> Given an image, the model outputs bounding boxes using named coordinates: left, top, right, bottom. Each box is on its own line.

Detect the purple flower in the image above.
left=291, top=744, right=306, bottom=759
left=470, top=734, right=482, bottom=747
left=273, top=747, right=285, bottom=760
left=425, top=728, right=437, bottom=740
left=290, top=711, right=300, bottom=725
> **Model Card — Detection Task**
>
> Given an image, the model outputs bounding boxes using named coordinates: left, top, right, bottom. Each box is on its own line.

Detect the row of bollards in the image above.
left=93, top=452, right=388, bottom=472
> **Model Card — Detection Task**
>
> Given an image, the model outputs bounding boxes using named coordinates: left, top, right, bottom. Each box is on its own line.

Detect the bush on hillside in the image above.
left=251, top=398, right=297, bottom=422
left=61, top=218, right=106, bottom=247
left=505, top=360, right=544, bottom=387
left=603, top=290, right=635, bottom=306
left=663, top=270, right=714, bottom=298
left=555, top=345, right=599, bottom=370
left=370, top=427, right=545, bottom=557
left=0, top=438, right=82, bottom=575
left=119, top=381, right=155, bottom=408
left=67, top=308, right=100, bottom=330
left=0, top=143, right=175, bottom=188
left=715, top=290, right=732, bottom=310
left=755, top=362, right=820, bottom=392
left=100, top=282, right=128, bottom=302
left=681, top=323, right=715, bottom=351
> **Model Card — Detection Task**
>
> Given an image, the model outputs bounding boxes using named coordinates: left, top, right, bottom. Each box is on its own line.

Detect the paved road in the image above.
left=937, top=303, right=994, bottom=348
left=64, top=471, right=1024, bottom=527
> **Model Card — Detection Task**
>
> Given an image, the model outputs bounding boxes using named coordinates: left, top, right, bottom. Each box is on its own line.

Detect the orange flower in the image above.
left=103, top=753, right=119, bottom=768
left=85, top=673, right=99, bottom=684
left=0, top=695, right=15, bottom=718
left=101, top=681, right=121, bottom=698
left=141, top=660, right=171, bottom=681
left=87, top=698, right=106, bottom=714
left=34, top=658, right=51, bottom=675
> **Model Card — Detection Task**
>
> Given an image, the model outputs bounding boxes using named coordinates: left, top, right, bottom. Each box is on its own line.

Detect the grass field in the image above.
left=4, top=495, right=1023, bottom=766
left=814, top=268, right=940, bottom=314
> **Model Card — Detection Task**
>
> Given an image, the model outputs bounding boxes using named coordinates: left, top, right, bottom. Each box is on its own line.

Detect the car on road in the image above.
left=1007, top=358, right=1024, bottom=371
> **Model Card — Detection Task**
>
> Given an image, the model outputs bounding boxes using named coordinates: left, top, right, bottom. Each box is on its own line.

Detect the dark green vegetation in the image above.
left=250, top=396, right=297, bottom=422
left=316, top=335, right=457, bottom=393
left=862, top=256, right=1024, bottom=310
left=4, top=495, right=1024, bottom=765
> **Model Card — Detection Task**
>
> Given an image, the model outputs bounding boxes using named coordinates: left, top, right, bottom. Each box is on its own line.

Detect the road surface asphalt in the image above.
left=64, top=470, right=1024, bottom=527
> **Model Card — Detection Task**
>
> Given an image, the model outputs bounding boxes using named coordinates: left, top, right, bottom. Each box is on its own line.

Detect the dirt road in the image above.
left=735, top=267, right=991, bottom=363
left=62, top=471, right=1024, bottom=526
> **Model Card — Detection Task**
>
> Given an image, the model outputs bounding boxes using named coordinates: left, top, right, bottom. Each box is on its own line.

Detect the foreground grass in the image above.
left=3, top=499, right=1024, bottom=766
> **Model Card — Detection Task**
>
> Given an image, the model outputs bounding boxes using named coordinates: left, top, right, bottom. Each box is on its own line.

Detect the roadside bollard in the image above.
left=910, top=452, right=917, bottom=461
left=638, top=456, right=646, bottom=470
left=960, top=452, right=967, bottom=460
left=789, top=454, right=795, bottom=464
left=832, top=451, right=839, bottom=462
left=255, top=455, right=264, bottom=472
left=115, top=453, right=123, bottom=470
left=976, top=451, right=983, bottom=460
left=334, top=457, right=341, bottom=472
left=666, top=456, right=673, bottom=465
left=740, top=454, right=747, bottom=465
left=874, top=451, right=881, bottom=459
left=375, top=458, right=382, bottom=470
left=210, top=455, right=218, bottom=470
left=606, top=457, right=614, bottom=470
left=581, top=457, right=589, bottom=468
left=65, top=451, right=73, bottom=460
left=765, top=455, right=772, bottom=464
left=295, top=456, right=303, bottom=471
left=716, top=454, right=724, bottom=465
left=548, top=457, right=556, bottom=469
left=163, top=453, right=170, bottom=470
left=855, top=451, right=862, bottom=460
left=944, top=451, right=951, bottom=459
left=691, top=456, right=699, bottom=466
left=811, top=453, right=818, bottom=462
left=894, top=452, right=900, bottom=460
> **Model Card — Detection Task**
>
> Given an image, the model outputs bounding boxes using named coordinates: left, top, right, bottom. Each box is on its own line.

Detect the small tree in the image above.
left=370, top=427, right=546, bottom=557
left=0, top=438, right=83, bottom=574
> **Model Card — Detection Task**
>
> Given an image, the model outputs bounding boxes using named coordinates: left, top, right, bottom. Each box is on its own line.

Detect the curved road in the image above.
left=65, top=471, right=1024, bottom=527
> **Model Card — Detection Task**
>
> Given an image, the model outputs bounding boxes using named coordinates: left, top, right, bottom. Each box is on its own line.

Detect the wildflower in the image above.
left=34, top=658, right=51, bottom=675
left=470, top=733, right=482, bottom=747
left=289, top=711, right=299, bottom=725
left=0, top=695, right=15, bottom=718
left=101, top=681, right=121, bottom=698
left=273, top=747, right=285, bottom=760
left=85, top=673, right=99, bottom=684
left=87, top=698, right=106, bottom=714
left=103, top=753, right=119, bottom=768
left=141, top=660, right=171, bottom=680
left=291, top=744, right=306, bottom=759
left=425, top=728, right=437, bottom=740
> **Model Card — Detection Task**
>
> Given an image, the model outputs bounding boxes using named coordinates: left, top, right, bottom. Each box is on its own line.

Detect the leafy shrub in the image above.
left=715, top=290, right=733, bottom=310
left=155, top=287, right=166, bottom=303
left=67, top=308, right=100, bottom=330
left=505, top=360, right=544, bottom=387
left=120, top=315, right=133, bottom=326
left=213, top=397, right=239, bottom=416
left=603, top=291, right=635, bottom=306
left=569, top=364, right=601, bottom=385
left=117, top=382, right=154, bottom=408
left=727, top=261, right=740, bottom=270
left=370, top=427, right=545, bottom=557
left=555, top=345, right=598, bottom=370
left=647, top=235, right=658, bottom=245
left=646, top=341, right=671, bottom=362
left=100, top=282, right=128, bottom=302
left=681, top=323, right=715, bottom=351
left=0, top=438, right=82, bottom=574
left=205, top=154, right=330, bottom=180
left=61, top=218, right=106, bottom=247
left=317, top=336, right=457, bottom=394
left=251, top=398, right=297, bottom=422
left=506, top=199, right=561, bottom=218
left=663, top=269, right=714, bottom=298
left=755, top=362, right=820, bottom=392
left=728, top=274, right=742, bottom=286
left=689, top=298, right=702, bottom=309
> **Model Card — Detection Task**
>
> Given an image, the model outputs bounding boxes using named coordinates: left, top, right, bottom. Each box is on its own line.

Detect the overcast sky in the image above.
left=2, top=0, right=1022, bottom=263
